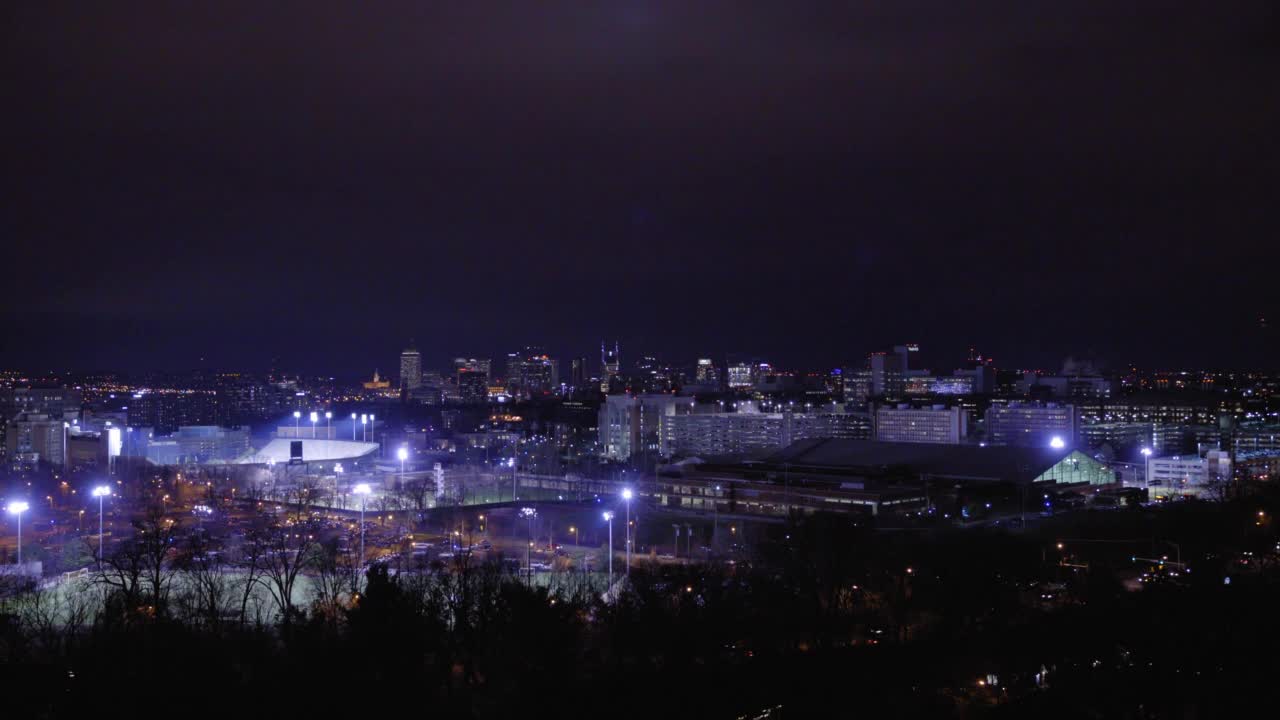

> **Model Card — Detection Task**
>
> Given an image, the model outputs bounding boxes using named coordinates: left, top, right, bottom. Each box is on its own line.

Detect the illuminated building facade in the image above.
left=874, top=405, right=968, bottom=444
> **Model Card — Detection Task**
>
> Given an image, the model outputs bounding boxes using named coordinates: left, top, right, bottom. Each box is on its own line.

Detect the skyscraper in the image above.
left=400, top=343, right=423, bottom=391
left=570, top=356, right=589, bottom=389
left=601, top=341, right=621, bottom=392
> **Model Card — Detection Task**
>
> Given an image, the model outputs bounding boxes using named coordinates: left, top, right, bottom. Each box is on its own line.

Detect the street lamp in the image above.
left=353, top=483, right=371, bottom=565
left=520, top=507, right=537, bottom=585
left=622, top=487, right=634, bottom=576
left=602, top=511, right=615, bottom=584
left=7, top=501, right=30, bottom=565
left=350, top=412, right=357, bottom=440
left=1141, top=447, right=1153, bottom=487
left=309, top=411, right=318, bottom=439
left=91, top=485, right=112, bottom=565
left=293, top=410, right=301, bottom=436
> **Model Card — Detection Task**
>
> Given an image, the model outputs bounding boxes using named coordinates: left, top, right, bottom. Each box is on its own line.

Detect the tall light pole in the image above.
left=602, top=511, right=614, bottom=585
left=293, top=410, right=301, bottom=437
left=361, top=414, right=368, bottom=442
left=92, top=485, right=111, bottom=566
left=7, top=501, right=30, bottom=565
left=713, top=484, right=721, bottom=552
left=334, top=464, right=344, bottom=510
left=520, top=507, right=537, bottom=585
left=325, top=411, right=332, bottom=438
left=353, top=483, right=371, bottom=566
left=622, top=487, right=634, bottom=576
left=370, top=414, right=376, bottom=445
left=350, top=412, right=357, bottom=440
left=508, top=457, right=517, bottom=501
left=309, top=411, right=318, bottom=439
left=1141, top=447, right=1153, bottom=488
left=397, top=446, right=408, bottom=486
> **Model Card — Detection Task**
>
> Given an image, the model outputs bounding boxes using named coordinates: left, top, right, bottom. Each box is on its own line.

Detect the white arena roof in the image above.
left=234, top=439, right=380, bottom=465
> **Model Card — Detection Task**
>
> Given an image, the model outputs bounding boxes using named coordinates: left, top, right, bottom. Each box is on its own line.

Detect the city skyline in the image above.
left=4, top=4, right=1280, bottom=717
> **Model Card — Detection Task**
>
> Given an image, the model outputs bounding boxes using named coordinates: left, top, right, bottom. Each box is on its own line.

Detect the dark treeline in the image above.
left=3, top=491, right=1280, bottom=719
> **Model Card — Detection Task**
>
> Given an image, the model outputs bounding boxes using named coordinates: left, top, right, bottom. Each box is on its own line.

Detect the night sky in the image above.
left=4, top=2, right=1278, bottom=376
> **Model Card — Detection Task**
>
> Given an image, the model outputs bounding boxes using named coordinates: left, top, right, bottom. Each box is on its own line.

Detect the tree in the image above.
left=174, top=529, right=234, bottom=629
left=252, top=517, right=319, bottom=626
left=95, top=506, right=179, bottom=621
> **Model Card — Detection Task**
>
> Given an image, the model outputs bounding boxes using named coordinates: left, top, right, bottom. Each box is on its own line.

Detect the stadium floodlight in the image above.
left=353, top=483, right=371, bottom=495
left=397, top=447, right=409, bottom=462
left=1049, top=436, right=1066, bottom=450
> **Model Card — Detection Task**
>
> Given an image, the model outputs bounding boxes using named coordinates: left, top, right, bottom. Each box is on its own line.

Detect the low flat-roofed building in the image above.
left=649, top=437, right=1115, bottom=520
left=769, top=438, right=1114, bottom=486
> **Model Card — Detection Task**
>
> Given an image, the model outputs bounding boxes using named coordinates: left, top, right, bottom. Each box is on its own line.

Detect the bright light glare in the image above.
left=1141, top=447, right=1153, bottom=456
left=353, top=483, right=371, bottom=495
left=309, top=411, right=318, bottom=422
left=602, top=511, right=614, bottom=521
left=622, top=488, right=634, bottom=500
left=7, top=501, right=30, bottom=515
left=397, top=447, right=409, bottom=461
left=293, top=411, right=301, bottom=419
left=92, top=485, right=112, bottom=497
left=1049, top=436, right=1066, bottom=450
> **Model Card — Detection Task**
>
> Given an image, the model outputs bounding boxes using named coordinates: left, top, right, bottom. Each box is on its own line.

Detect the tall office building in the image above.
left=569, top=357, right=589, bottom=390
left=457, top=370, right=489, bottom=404
left=661, top=407, right=872, bottom=458
left=400, top=343, right=423, bottom=391
left=505, top=347, right=559, bottom=397
left=5, top=413, right=67, bottom=467
left=695, top=358, right=718, bottom=384
left=874, top=404, right=968, bottom=444
left=727, top=362, right=758, bottom=389
left=598, top=393, right=690, bottom=461
left=842, top=368, right=873, bottom=406
left=985, top=402, right=1080, bottom=448
left=453, top=357, right=491, bottom=380
left=869, top=352, right=906, bottom=398
left=601, top=341, right=621, bottom=392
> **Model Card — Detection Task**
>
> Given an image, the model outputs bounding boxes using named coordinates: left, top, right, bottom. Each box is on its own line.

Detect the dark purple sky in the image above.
left=3, top=2, right=1277, bottom=375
